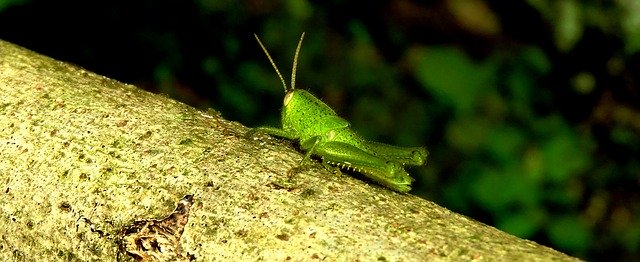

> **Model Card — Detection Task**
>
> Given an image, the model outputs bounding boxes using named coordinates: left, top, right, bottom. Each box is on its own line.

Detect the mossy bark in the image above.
left=0, top=39, right=580, bottom=261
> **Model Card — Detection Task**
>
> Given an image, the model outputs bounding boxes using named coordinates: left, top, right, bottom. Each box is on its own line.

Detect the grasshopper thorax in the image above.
left=253, top=33, right=305, bottom=106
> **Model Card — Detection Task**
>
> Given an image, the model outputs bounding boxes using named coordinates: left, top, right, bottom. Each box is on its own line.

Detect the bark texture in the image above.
left=0, top=39, right=580, bottom=261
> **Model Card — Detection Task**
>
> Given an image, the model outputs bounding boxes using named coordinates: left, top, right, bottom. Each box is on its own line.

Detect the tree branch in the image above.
left=0, top=39, right=579, bottom=261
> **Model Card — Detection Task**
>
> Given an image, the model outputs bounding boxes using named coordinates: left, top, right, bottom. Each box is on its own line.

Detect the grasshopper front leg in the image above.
left=307, top=140, right=415, bottom=193
left=247, top=126, right=298, bottom=141
left=248, top=127, right=319, bottom=166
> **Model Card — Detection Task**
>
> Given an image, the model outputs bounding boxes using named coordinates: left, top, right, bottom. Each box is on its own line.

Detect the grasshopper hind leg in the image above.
left=363, top=141, right=428, bottom=166
left=312, top=141, right=414, bottom=193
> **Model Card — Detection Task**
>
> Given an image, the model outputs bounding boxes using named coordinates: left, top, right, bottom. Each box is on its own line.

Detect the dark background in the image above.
left=1, top=0, right=639, bottom=260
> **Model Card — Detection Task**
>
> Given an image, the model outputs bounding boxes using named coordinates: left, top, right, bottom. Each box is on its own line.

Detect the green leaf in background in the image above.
left=352, top=95, right=393, bottom=139
left=196, top=0, right=237, bottom=12
left=541, top=133, right=592, bottom=183
left=522, top=147, right=545, bottom=184
left=535, top=115, right=594, bottom=184
left=0, top=0, right=29, bottom=12
left=348, top=21, right=389, bottom=89
left=218, top=82, right=258, bottom=118
left=469, top=165, right=539, bottom=212
left=618, top=0, right=640, bottom=54
left=526, top=0, right=583, bottom=52
left=410, top=46, right=498, bottom=114
left=554, top=0, right=583, bottom=52
left=238, top=61, right=282, bottom=93
left=619, top=220, right=640, bottom=255
left=486, top=125, right=526, bottom=164
left=285, top=0, right=311, bottom=20
left=503, top=47, right=551, bottom=120
left=201, top=57, right=221, bottom=77
left=610, top=125, right=638, bottom=146
left=519, top=47, right=552, bottom=75
left=445, top=115, right=492, bottom=153
left=496, top=206, right=545, bottom=238
left=154, top=63, right=176, bottom=97
left=547, top=215, right=593, bottom=254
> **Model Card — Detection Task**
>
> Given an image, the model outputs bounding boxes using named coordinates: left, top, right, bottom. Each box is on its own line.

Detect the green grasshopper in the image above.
left=247, top=33, right=427, bottom=193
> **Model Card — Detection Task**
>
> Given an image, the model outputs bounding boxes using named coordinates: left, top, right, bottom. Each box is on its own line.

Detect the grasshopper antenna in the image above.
left=254, top=34, right=289, bottom=93
left=291, top=32, right=305, bottom=92
left=254, top=33, right=305, bottom=92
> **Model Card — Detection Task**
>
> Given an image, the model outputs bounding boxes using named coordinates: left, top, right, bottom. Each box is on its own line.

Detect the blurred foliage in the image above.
left=1, top=0, right=639, bottom=260
left=0, top=0, right=28, bottom=13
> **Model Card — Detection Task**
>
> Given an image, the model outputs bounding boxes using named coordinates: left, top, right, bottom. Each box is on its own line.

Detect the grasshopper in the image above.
left=247, top=33, right=428, bottom=193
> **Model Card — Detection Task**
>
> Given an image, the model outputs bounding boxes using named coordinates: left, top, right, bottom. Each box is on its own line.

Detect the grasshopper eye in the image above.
left=284, top=91, right=294, bottom=106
